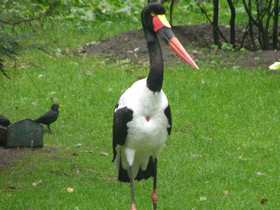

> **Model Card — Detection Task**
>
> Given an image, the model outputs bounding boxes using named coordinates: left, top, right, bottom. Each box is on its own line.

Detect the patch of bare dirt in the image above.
left=82, top=23, right=280, bottom=69
left=0, top=146, right=57, bottom=171
left=0, top=147, right=30, bottom=171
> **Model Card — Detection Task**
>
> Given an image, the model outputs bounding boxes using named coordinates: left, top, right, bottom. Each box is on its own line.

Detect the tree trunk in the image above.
left=248, top=0, right=257, bottom=50
left=227, top=0, right=236, bottom=48
left=242, top=0, right=272, bottom=50
left=213, top=0, right=219, bottom=46
left=273, top=0, right=279, bottom=49
left=262, top=0, right=273, bottom=50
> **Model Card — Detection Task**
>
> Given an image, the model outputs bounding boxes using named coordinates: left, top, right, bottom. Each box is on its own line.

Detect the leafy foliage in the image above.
left=0, top=32, right=21, bottom=78
left=0, top=0, right=279, bottom=78
left=0, top=0, right=150, bottom=77
left=197, top=0, right=280, bottom=50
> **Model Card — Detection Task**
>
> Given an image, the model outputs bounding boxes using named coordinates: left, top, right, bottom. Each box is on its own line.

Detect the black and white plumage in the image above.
left=113, top=81, right=172, bottom=181
left=112, top=3, right=198, bottom=210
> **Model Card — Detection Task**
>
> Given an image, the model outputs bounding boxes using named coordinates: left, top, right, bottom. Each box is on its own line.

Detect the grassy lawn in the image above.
left=1, top=7, right=280, bottom=210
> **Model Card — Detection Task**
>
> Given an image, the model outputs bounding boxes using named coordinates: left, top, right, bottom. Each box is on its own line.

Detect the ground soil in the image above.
left=0, top=146, right=58, bottom=172
left=82, top=23, right=280, bottom=69
left=0, top=147, right=31, bottom=171
left=1, top=23, right=280, bottom=171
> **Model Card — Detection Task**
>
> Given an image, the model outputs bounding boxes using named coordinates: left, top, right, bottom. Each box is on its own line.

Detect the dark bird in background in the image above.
left=0, top=115, right=11, bottom=127
left=112, top=3, right=198, bottom=210
left=33, top=104, right=62, bottom=133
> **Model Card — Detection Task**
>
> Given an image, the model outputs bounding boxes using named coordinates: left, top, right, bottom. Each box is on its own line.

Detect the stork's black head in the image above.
left=141, top=3, right=166, bottom=31
left=141, top=3, right=199, bottom=70
left=51, top=104, right=62, bottom=111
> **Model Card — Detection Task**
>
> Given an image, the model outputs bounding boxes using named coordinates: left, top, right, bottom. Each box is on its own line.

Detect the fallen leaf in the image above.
left=222, top=190, right=229, bottom=195
left=232, top=65, right=239, bottom=70
left=135, top=75, right=145, bottom=79
left=67, top=187, right=74, bottom=193
left=72, top=153, right=78, bottom=156
left=238, top=156, right=247, bottom=161
left=256, top=172, right=265, bottom=176
left=190, top=153, right=202, bottom=158
left=80, top=150, right=94, bottom=153
left=51, top=97, right=58, bottom=103
left=32, top=101, right=38, bottom=106
left=85, top=41, right=96, bottom=47
left=100, top=151, right=108, bottom=156
left=1, top=186, right=16, bottom=192
left=65, top=48, right=70, bottom=54
left=200, top=197, right=207, bottom=201
left=84, top=70, right=93, bottom=76
left=192, top=50, right=198, bottom=55
left=269, top=61, right=280, bottom=70
left=261, top=198, right=268, bottom=204
left=32, top=180, right=42, bottom=187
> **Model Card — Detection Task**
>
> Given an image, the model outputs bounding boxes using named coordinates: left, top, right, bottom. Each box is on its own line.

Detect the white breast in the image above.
left=115, top=79, right=170, bottom=175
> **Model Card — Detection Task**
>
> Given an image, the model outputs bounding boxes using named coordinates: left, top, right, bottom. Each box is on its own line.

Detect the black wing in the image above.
left=33, top=110, right=58, bottom=125
left=164, top=104, right=172, bottom=135
left=112, top=104, right=133, bottom=162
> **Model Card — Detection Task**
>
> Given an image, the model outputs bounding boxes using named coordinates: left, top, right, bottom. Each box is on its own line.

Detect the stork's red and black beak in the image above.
left=152, top=14, right=199, bottom=70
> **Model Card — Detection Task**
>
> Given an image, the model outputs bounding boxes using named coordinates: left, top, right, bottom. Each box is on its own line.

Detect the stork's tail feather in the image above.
left=135, top=156, right=154, bottom=181
left=117, top=156, right=155, bottom=182
left=118, top=157, right=130, bottom=182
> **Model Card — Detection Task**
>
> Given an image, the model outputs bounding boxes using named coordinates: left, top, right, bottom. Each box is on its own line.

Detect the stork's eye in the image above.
left=151, top=12, right=155, bottom=16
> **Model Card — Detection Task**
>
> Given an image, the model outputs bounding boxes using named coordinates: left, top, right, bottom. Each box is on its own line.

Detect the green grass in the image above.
left=1, top=7, right=280, bottom=210
left=1, top=55, right=280, bottom=209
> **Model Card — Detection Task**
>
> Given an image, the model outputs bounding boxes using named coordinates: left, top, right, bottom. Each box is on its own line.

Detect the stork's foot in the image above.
left=151, top=189, right=157, bottom=210
left=130, top=203, right=136, bottom=210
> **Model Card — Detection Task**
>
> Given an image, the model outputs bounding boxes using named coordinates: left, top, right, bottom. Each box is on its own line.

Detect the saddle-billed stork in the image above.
left=112, top=3, right=199, bottom=210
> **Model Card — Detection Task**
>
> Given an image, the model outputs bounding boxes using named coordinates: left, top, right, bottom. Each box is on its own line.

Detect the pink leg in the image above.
left=130, top=203, right=136, bottom=210
left=151, top=158, right=158, bottom=210
left=130, top=166, right=136, bottom=210
left=151, top=189, right=157, bottom=208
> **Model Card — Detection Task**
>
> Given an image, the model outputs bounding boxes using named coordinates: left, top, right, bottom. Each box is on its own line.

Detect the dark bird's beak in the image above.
left=152, top=14, right=199, bottom=70
left=59, top=105, right=62, bottom=107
